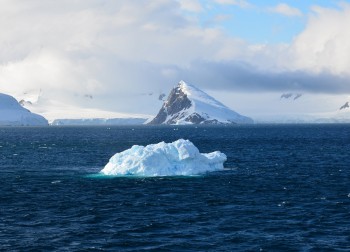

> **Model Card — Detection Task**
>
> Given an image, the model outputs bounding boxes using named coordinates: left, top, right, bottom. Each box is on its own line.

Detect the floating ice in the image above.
left=101, top=139, right=227, bottom=176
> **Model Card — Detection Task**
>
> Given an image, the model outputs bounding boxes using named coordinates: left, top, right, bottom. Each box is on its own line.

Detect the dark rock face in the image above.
left=148, top=85, right=192, bottom=125
left=185, top=113, right=205, bottom=124
left=340, top=102, right=349, bottom=110
left=165, top=86, right=192, bottom=115
left=148, top=107, right=168, bottom=125
left=19, top=99, right=32, bottom=106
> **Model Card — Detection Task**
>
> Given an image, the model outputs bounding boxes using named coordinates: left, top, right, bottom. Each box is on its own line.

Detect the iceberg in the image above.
left=101, top=139, right=227, bottom=176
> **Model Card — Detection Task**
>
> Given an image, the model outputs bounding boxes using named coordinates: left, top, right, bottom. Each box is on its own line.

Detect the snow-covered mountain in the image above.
left=148, top=81, right=253, bottom=125
left=0, top=93, right=48, bottom=126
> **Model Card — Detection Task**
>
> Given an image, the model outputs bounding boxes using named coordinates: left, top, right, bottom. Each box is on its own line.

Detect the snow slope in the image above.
left=0, top=93, right=48, bottom=126
left=148, top=80, right=253, bottom=124
left=19, top=98, right=151, bottom=124
left=51, top=118, right=147, bottom=126
left=101, top=139, right=227, bottom=176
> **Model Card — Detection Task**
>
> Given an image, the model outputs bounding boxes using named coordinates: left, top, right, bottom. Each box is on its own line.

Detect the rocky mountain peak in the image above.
left=148, top=81, right=253, bottom=125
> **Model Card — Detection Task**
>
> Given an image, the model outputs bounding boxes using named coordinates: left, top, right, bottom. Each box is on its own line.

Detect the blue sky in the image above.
left=196, top=0, right=342, bottom=43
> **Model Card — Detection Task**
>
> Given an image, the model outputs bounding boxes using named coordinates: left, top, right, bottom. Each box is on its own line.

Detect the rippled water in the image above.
left=1, top=125, right=350, bottom=251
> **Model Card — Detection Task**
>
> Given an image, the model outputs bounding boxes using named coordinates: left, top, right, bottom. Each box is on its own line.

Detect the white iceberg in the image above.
left=101, top=139, right=227, bottom=176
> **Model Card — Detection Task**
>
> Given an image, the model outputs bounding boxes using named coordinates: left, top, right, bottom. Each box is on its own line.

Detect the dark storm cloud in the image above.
left=178, top=61, right=350, bottom=94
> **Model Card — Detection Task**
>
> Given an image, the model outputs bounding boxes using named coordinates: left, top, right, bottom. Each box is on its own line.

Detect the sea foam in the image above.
left=101, top=139, right=226, bottom=176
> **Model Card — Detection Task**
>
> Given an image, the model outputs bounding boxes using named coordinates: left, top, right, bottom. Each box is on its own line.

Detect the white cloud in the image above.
left=0, top=0, right=247, bottom=115
left=177, top=0, right=203, bottom=12
left=213, top=0, right=252, bottom=8
left=0, top=0, right=349, bottom=119
left=212, top=14, right=233, bottom=23
left=289, top=4, right=350, bottom=75
left=268, top=3, right=302, bottom=17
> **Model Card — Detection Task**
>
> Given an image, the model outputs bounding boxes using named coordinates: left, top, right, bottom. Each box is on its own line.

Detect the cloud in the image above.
left=213, top=0, right=252, bottom=8
left=177, top=0, right=203, bottom=12
left=267, top=3, right=302, bottom=17
left=212, top=14, right=233, bottom=23
left=289, top=4, right=350, bottom=75
left=0, top=0, right=350, bottom=117
left=178, top=60, right=350, bottom=94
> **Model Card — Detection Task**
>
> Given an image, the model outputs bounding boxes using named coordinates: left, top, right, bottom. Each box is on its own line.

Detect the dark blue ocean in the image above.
left=1, top=125, right=350, bottom=251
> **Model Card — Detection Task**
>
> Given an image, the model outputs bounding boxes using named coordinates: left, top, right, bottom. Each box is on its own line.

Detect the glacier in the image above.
left=101, top=139, right=227, bottom=176
left=51, top=118, right=147, bottom=126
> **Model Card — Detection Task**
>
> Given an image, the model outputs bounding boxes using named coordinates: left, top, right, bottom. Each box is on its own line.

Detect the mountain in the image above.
left=51, top=118, right=147, bottom=126
left=148, top=81, right=253, bottom=125
left=0, top=93, right=48, bottom=126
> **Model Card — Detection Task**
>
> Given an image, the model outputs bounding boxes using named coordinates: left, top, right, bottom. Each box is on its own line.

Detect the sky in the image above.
left=0, top=0, right=350, bottom=120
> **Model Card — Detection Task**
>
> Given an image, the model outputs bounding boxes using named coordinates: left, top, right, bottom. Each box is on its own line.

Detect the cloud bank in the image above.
left=0, top=0, right=349, bottom=115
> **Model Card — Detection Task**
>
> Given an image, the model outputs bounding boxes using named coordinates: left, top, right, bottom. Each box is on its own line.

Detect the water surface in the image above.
left=0, top=125, right=349, bottom=251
